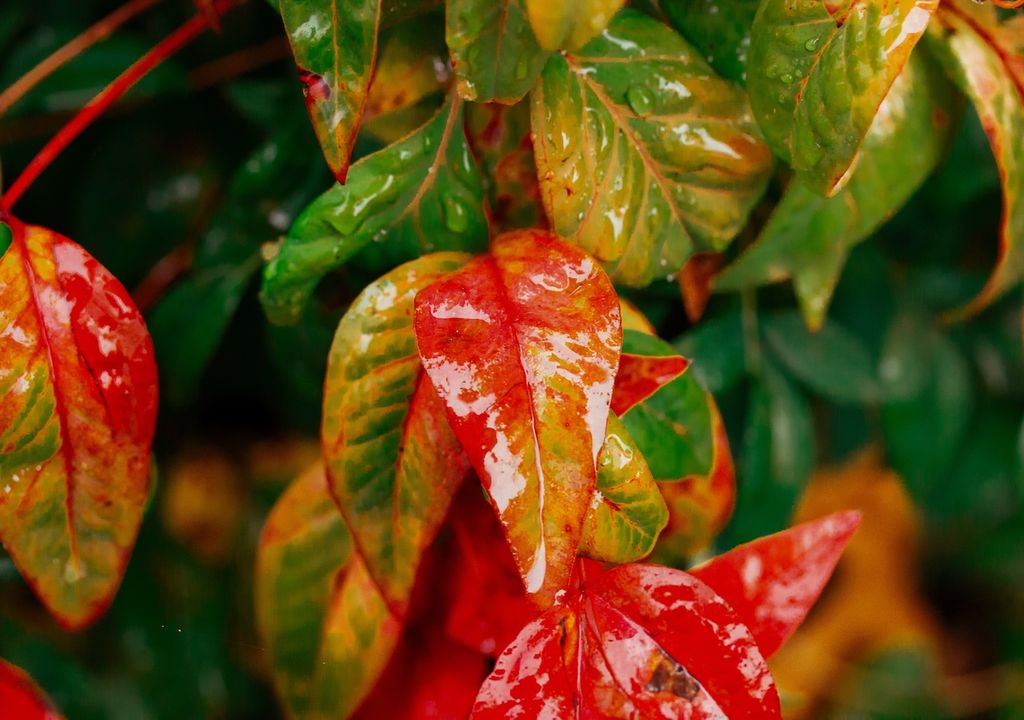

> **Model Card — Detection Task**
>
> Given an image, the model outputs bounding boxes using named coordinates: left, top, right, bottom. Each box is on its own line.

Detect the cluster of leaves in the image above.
left=0, top=0, right=1023, bottom=717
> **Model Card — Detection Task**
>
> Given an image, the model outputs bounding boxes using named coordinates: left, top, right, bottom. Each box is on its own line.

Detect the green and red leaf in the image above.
left=611, top=352, right=690, bottom=416
left=525, top=0, right=625, bottom=50
left=0, top=659, right=63, bottom=720
left=532, top=10, right=773, bottom=286
left=747, top=0, right=937, bottom=195
left=278, top=0, right=382, bottom=182
left=0, top=219, right=157, bottom=629
left=414, top=229, right=621, bottom=605
left=322, top=253, right=471, bottom=615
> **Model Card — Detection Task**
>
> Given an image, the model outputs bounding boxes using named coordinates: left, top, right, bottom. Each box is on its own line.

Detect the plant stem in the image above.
left=741, top=287, right=761, bottom=377
left=0, top=0, right=234, bottom=214
left=0, top=0, right=163, bottom=118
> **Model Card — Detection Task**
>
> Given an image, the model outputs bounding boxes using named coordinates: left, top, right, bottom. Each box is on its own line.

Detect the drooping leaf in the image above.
left=0, top=219, right=157, bottom=629
left=525, top=0, right=625, bottom=50
left=579, top=414, right=669, bottom=564
left=465, top=100, right=546, bottom=230
left=260, top=95, right=488, bottom=325
left=472, top=562, right=781, bottom=718
left=255, top=463, right=352, bottom=718
left=0, top=658, right=63, bottom=719
left=278, top=0, right=382, bottom=181
left=446, top=0, right=549, bottom=103
left=716, top=50, right=957, bottom=328
left=926, top=0, right=1024, bottom=318
left=691, top=510, right=861, bottom=657
left=747, top=0, right=937, bottom=195
left=610, top=352, right=690, bottom=416
left=532, top=10, right=773, bottom=286
left=323, top=253, right=471, bottom=614
left=149, top=122, right=329, bottom=404
left=414, top=230, right=621, bottom=604
left=678, top=252, right=722, bottom=322
left=662, top=0, right=759, bottom=84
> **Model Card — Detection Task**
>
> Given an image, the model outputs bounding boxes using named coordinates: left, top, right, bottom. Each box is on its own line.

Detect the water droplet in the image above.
left=780, top=73, right=794, bottom=84
left=765, top=64, right=781, bottom=79
left=626, top=84, right=655, bottom=116
left=443, top=196, right=469, bottom=233
left=805, top=36, right=821, bottom=51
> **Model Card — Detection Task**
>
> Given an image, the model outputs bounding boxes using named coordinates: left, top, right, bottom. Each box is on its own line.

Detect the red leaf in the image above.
left=690, top=510, right=862, bottom=657
left=610, top=352, right=690, bottom=416
left=414, top=229, right=621, bottom=604
left=0, top=659, right=63, bottom=720
left=678, top=252, right=722, bottom=323
left=472, top=561, right=781, bottom=719
left=0, top=218, right=157, bottom=628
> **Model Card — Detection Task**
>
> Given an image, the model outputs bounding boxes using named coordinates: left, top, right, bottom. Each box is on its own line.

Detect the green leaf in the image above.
left=531, top=9, right=773, bottom=286
left=322, top=253, right=471, bottom=613
left=525, top=0, right=625, bottom=50
left=762, top=312, right=879, bottom=403
left=926, top=1, right=1024, bottom=318
left=747, top=0, right=937, bottom=195
left=446, top=0, right=549, bottom=103
left=148, top=123, right=328, bottom=405
left=673, top=308, right=746, bottom=394
left=717, top=49, right=957, bottom=328
left=0, top=221, right=10, bottom=256
left=579, top=414, right=669, bottom=564
left=278, top=0, right=382, bottom=181
left=662, top=0, right=759, bottom=84
left=260, top=95, right=489, bottom=325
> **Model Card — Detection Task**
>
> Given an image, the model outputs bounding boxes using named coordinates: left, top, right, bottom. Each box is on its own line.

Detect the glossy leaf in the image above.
left=323, top=253, right=471, bottom=613
left=927, top=0, right=1024, bottom=318
left=610, top=352, right=690, bottom=416
left=678, top=252, right=722, bottom=322
left=717, top=50, right=957, bottom=328
left=472, top=562, right=781, bottom=718
left=414, top=229, right=621, bottom=604
left=256, top=463, right=352, bottom=718
left=0, top=659, right=63, bottom=720
left=532, top=10, right=773, bottom=286
left=446, top=0, right=549, bottom=103
left=0, top=219, right=157, bottom=629
left=663, top=0, right=759, bottom=84
left=279, top=0, right=382, bottom=181
left=579, top=414, right=669, bottom=564
left=747, top=0, right=937, bottom=195
left=260, top=95, right=488, bottom=325
left=525, top=0, right=625, bottom=50
left=691, top=510, right=862, bottom=657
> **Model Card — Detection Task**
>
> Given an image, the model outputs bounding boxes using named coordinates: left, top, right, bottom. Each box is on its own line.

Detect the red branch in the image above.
left=0, top=0, right=234, bottom=213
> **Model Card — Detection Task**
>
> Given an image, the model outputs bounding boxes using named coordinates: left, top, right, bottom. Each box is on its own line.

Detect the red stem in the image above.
left=0, top=0, right=234, bottom=213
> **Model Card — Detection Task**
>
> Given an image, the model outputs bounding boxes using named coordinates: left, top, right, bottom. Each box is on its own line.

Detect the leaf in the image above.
left=256, top=463, right=352, bottom=718
left=678, top=252, right=722, bottom=322
left=525, top=0, right=625, bottom=50
left=747, top=0, right=937, bottom=195
left=673, top=309, right=747, bottom=394
left=323, top=253, right=471, bottom=613
left=260, top=95, right=488, bottom=325
left=926, top=0, right=1024, bottom=318
left=148, top=122, right=329, bottom=405
left=446, top=0, right=549, bottom=103
left=472, top=562, right=781, bottom=718
left=662, top=0, right=759, bottom=84
left=692, top=511, right=861, bottom=658
left=0, top=219, right=157, bottom=629
left=762, top=312, right=879, bottom=403
left=278, top=0, right=382, bottom=181
left=610, top=352, right=690, bottom=416
left=465, top=100, right=546, bottom=230
left=579, top=414, right=669, bottom=564
left=532, top=10, right=773, bottom=286
left=414, top=229, right=621, bottom=605
left=716, top=50, right=957, bottom=328
left=0, top=659, right=63, bottom=719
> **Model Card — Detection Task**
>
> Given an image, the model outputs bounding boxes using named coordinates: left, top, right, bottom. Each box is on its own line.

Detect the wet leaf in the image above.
left=747, top=0, right=937, bottom=195
left=0, top=658, right=63, bottom=719
left=414, top=230, right=621, bottom=605
left=447, top=0, right=549, bottom=103
left=260, top=95, right=488, bottom=325
left=472, top=561, right=781, bottom=718
left=532, top=10, right=773, bottom=286
left=717, top=51, right=957, bottom=328
left=579, top=414, right=669, bottom=564
left=926, top=0, right=1024, bottom=318
left=525, top=0, right=625, bottom=50
left=610, top=352, right=690, bottom=416
left=678, top=252, right=722, bottom=323
left=323, top=253, right=471, bottom=613
left=278, top=0, right=382, bottom=181
left=692, top=510, right=861, bottom=657
left=662, top=0, right=759, bottom=84
left=0, top=219, right=157, bottom=629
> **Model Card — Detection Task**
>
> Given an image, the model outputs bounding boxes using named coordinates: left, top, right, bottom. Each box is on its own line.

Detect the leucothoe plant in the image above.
left=0, top=0, right=1020, bottom=717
